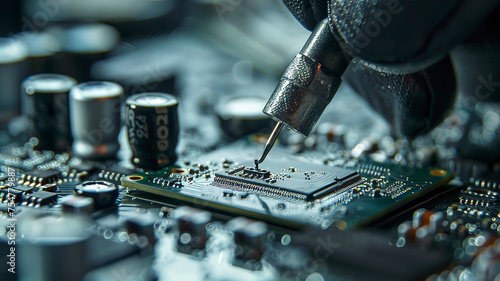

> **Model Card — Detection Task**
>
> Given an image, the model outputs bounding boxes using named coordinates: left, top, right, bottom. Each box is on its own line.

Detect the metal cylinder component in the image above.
left=215, top=95, right=271, bottom=139
left=125, top=93, right=179, bottom=170
left=0, top=37, right=29, bottom=124
left=18, top=214, right=91, bottom=281
left=263, top=18, right=349, bottom=137
left=22, top=73, right=77, bottom=151
left=16, top=31, right=58, bottom=75
left=46, top=22, right=119, bottom=82
left=74, top=180, right=119, bottom=210
left=69, top=81, right=123, bottom=159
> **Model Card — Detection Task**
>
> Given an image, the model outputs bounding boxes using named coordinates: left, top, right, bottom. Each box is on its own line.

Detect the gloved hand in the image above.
left=283, top=0, right=500, bottom=139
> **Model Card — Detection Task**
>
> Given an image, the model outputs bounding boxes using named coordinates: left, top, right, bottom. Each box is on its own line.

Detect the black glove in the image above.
left=283, top=0, right=500, bottom=139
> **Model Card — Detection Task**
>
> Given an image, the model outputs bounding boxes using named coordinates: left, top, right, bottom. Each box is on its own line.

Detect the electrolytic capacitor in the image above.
left=69, top=81, right=123, bottom=159
left=15, top=31, right=58, bottom=75
left=0, top=37, right=28, bottom=124
left=46, top=22, right=119, bottom=83
left=125, top=93, right=179, bottom=170
left=74, top=181, right=119, bottom=210
left=215, top=95, right=272, bottom=140
left=18, top=214, right=91, bottom=281
left=22, top=73, right=77, bottom=151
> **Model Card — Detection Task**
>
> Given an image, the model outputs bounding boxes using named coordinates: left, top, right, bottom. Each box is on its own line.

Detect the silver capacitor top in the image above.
left=69, top=81, right=123, bottom=159
left=23, top=73, right=76, bottom=93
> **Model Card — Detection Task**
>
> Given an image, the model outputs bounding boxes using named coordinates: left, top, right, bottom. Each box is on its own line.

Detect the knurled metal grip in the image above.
left=263, top=18, right=349, bottom=137
left=263, top=54, right=342, bottom=136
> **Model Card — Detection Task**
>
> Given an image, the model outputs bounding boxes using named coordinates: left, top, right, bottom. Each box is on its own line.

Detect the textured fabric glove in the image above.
left=283, top=0, right=500, bottom=139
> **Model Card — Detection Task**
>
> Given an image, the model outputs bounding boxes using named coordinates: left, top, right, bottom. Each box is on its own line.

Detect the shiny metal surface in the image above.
left=22, top=73, right=77, bottom=151
left=69, top=81, right=123, bottom=159
left=263, top=18, right=348, bottom=137
left=254, top=121, right=284, bottom=169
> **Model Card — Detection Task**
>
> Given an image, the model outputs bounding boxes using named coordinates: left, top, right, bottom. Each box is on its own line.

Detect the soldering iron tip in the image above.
left=254, top=122, right=284, bottom=170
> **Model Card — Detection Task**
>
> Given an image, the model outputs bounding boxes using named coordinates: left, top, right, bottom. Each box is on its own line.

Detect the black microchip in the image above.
left=98, top=165, right=135, bottom=184
left=241, top=168, right=271, bottom=179
left=0, top=188, right=23, bottom=204
left=57, top=181, right=79, bottom=195
left=213, top=166, right=361, bottom=201
left=223, top=190, right=234, bottom=197
left=23, top=191, right=58, bottom=207
left=14, top=185, right=36, bottom=194
left=26, top=169, right=62, bottom=179
left=21, top=169, right=62, bottom=186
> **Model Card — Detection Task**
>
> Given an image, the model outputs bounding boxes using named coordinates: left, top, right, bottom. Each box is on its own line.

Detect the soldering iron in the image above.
left=255, top=18, right=350, bottom=168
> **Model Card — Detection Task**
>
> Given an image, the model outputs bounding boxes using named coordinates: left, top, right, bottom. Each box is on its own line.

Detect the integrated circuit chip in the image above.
left=213, top=166, right=361, bottom=201
left=20, top=169, right=62, bottom=186
left=98, top=165, right=135, bottom=184
left=0, top=188, right=23, bottom=204
left=23, top=191, right=58, bottom=207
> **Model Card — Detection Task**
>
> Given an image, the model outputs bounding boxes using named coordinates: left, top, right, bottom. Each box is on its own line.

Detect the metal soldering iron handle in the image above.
left=255, top=122, right=284, bottom=169
left=263, top=18, right=350, bottom=136
left=255, top=18, right=350, bottom=167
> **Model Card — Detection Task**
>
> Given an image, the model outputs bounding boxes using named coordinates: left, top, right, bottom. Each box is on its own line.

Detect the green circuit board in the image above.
left=122, top=141, right=454, bottom=230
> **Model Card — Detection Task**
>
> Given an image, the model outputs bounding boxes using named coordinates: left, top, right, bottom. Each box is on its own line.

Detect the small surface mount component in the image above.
left=0, top=188, right=23, bottom=204
left=98, top=165, right=135, bottom=184
left=61, top=195, right=95, bottom=215
left=173, top=206, right=211, bottom=255
left=458, top=186, right=499, bottom=207
left=22, top=191, right=58, bottom=207
left=227, top=217, right=267, bottom=270
left=19, top=169, right=63, bottom=187
left=213, top=166, right=361, bottom=201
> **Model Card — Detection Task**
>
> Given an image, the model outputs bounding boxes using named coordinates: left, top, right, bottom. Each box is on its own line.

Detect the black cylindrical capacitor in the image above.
left=0, top=37, right=29, bottom=125
left=18, top=214, right=91, bottom=281
left=215, top=95, right=272, bottom=140
left=16, top=31, right=58, bottom=75
left=74, top=181, right=119, bottom=210
left=125, top=93, right=179, bottom=170
left=70, top=81, right=124, bottom=159
left=46, top=22, right=119, bottom=83
left=22, top=74, right=77, bottom=151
